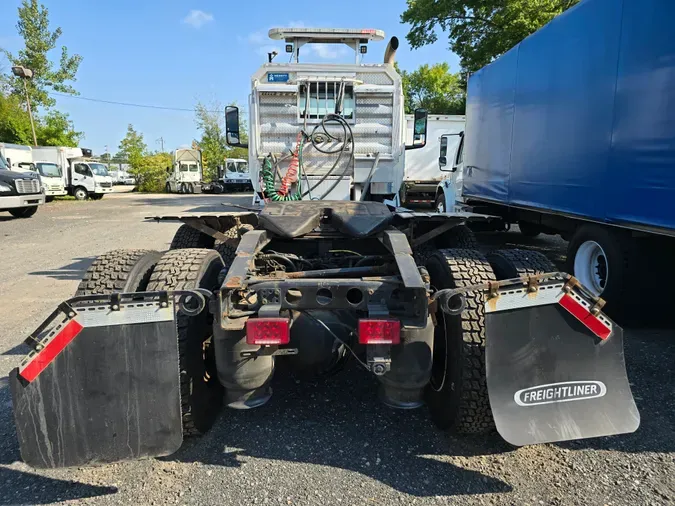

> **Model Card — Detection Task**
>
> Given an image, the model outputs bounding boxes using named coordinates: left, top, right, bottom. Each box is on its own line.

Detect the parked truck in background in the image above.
left=400, top=115, right=464, bottom=207
left=165, top=149, right=202, bottom=194
left=0, top=150, right=44, bottom=218
left=0, top=143, right=68, bottom=201
left=203, top=158, right=253, bottom=194
left=435, top=0, right=675, bottom=313
left=32, top=146, right=114, bottom=200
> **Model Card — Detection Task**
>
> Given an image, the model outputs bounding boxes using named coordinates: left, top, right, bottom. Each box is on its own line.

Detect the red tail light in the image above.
left=358, top=319, right=400, bottom=345
left=246, top=318, right=290, bottom=345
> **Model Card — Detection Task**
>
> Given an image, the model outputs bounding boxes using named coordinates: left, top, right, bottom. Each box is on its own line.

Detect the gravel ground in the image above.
left=0, top=192, right=673, bottom=506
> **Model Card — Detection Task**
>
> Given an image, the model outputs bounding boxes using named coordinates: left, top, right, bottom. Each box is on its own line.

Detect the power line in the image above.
left=49, top=92, right=247, bottom=114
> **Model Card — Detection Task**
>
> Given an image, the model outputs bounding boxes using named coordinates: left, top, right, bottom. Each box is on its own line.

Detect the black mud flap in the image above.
left=10, top=293, right=185, bottom=468
left=485, top=279, right=640, bottom=446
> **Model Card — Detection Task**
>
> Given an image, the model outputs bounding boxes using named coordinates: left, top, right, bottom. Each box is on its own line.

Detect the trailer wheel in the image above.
left=170, top=223, right=216, bottom=250
left=487, top=249, right=556, bottom=279
left=75, top=249, right=162, bottom=296
left=424, top=249, right=495, bottom=434
left=73, top=187, right=88, bottom=201
left=567, top=225, right=631, bottom=301
left=9, top=206, right=38, bottom=218
left=147, top=249, right=225, bottom=436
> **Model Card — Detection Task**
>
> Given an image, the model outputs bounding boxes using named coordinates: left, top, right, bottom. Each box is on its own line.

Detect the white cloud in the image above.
left=182, top=10, right=214, bottom=29
left=311, top=43, right=347, bottom=60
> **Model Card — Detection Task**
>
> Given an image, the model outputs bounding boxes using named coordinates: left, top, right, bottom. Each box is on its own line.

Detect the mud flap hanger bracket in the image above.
left=432, top=272, right=607, bottom=317
left=23, top=289, right=211, bottom=352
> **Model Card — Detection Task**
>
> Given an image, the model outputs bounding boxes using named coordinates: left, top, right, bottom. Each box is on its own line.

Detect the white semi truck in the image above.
left=32, top=146, right=114, bottom=200
left=400, top=115, right=465, bottom=206
left=165, top=149, right=203, bottom=194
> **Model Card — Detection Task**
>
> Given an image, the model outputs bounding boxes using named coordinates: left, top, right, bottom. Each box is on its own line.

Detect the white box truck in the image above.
left=400, top=115, right=465, bottom=206
left=165, top=149, right=202, bottom=193
left=32, top=146, right=114, bottom=200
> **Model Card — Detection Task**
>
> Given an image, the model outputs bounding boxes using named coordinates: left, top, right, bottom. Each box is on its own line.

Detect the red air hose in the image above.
left=278, top=132, right=303, bottom=196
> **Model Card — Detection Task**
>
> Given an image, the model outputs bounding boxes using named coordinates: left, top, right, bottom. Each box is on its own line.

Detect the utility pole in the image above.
left=12, top=66, right=37, bottom=146
left=156, top=137, right=165, bottom=152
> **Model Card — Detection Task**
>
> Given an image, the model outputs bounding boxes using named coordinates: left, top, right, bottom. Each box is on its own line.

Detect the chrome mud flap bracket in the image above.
left=434, top=274, right=641, bottom=446
left=10, top=290, right=206, bottom=469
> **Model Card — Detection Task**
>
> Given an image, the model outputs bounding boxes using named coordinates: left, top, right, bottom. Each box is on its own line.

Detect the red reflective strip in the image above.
left=19, top=320, right=83, bottom=382
left=559, top=294, right=611, bottom=340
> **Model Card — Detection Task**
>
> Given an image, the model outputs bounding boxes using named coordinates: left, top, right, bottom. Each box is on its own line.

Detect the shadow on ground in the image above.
left=171, top=363, right=513, bottom=497
left=29, top=257, right=95, bottom=281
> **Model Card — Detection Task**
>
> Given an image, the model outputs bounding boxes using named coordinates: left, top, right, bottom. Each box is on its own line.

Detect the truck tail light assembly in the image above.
left=246, top=318, right=290, bottom=345
left=358, top=319, right=400, bottom=345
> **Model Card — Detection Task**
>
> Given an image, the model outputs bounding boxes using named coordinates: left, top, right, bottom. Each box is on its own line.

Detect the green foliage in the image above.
left=194, top=101, right=248, bottom=182
left=0, top=93, right=82, bottom=145
left=4, top=0, right=83, bottom=110
left=402, top=0, right=580, bottom=72
left=37, top=110, right=81, bottom=146
left=396, top=62, right=465, bottom=115
left=134, top=152, right=171, bottom=193
left=118, top=124, right=147, bottom=169
left=0, top=94, right=33, bottom=144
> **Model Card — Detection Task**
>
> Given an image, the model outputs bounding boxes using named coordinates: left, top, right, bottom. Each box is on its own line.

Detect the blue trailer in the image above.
left=443, top=0, right=675, bottom=310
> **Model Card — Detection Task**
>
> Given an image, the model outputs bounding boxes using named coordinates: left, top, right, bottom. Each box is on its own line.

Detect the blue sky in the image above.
left=0, top=0, right=460, bottom=156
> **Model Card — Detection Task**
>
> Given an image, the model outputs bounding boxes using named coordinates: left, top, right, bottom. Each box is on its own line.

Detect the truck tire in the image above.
left=9, top=206, right=38, bottom=218
left=90, top=194, right=103, bottom=200
left=75, top=249, right=161, bottom=296
left=146, top=249, right=225, bottom=436
left=45, top=196, right=54, bottom=203
left=424, top=248, right=496, bottom=434
left=487, top=249, right=556, bottom=279
left=438, top=224, right=478, bottom=250
left=435, top=192, right=447, bottom=213
left=214, top=224, right=254, bottom=265
left=165, top=182, right=171, bottom=193
left=518, top=221, right=541, bottom=238
left=73, top=187, right=88, bottom=201
left=170, top=223, right=216, bottom=250
left=566, top=225, right=630, bottom=302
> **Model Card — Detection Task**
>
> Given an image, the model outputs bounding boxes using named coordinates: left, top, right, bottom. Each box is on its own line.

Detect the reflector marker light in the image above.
left=246, top=318, right=290, bottom=345
left=559, top=294, right=611, bottom=340
left=358, top=319, right=400, bottom=345
left=19, top=320, right=84, bottom=383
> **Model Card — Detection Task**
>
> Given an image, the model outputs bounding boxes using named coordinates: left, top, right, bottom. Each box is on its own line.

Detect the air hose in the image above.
left=261, top=134, right=305, bottom=201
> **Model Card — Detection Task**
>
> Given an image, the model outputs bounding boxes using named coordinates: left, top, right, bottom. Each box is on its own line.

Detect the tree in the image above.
left=401, top=0, right=580, bottom=72
left=397, top=62, right=465, bottom=115
left=0, top=94, right=33, bottom=144
left=4, top=0, right=83, bottom=110
left=194, top=101, right=248, bottom=182
left=118, top=124, right=147, bottom=169
left=36, top=110, right=81, bottom=146
left=135, top=152, right=171, bottom=193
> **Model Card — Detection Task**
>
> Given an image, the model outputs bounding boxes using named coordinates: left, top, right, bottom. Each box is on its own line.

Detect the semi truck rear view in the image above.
left=446, top=0, right=675, bottom=313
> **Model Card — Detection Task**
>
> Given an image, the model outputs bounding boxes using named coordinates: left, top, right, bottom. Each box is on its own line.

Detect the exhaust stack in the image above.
left=383, top=36, right=399, bottom=65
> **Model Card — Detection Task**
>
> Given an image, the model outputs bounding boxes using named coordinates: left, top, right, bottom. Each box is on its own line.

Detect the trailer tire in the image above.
left=518, top=221, right=541, bottom=237
left=147, top=249, right=225, bottom=436
left=487, top=249, right=556, bottom=279
left=73, top=187, right=88, bottom=201
left=75, top=249, right=162, bottom=296
left=424, top=248, right=495, bottom=434
left=9, top=206, right=38, bottom=218
left=170, top=223, right=216, bottom=250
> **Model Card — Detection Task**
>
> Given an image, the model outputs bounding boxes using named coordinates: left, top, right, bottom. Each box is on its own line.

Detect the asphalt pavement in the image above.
left=0, top=191, right=672, bottom=506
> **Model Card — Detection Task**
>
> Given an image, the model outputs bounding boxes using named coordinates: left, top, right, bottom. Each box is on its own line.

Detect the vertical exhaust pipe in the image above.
left=384, top=36, right=399, bottom=65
